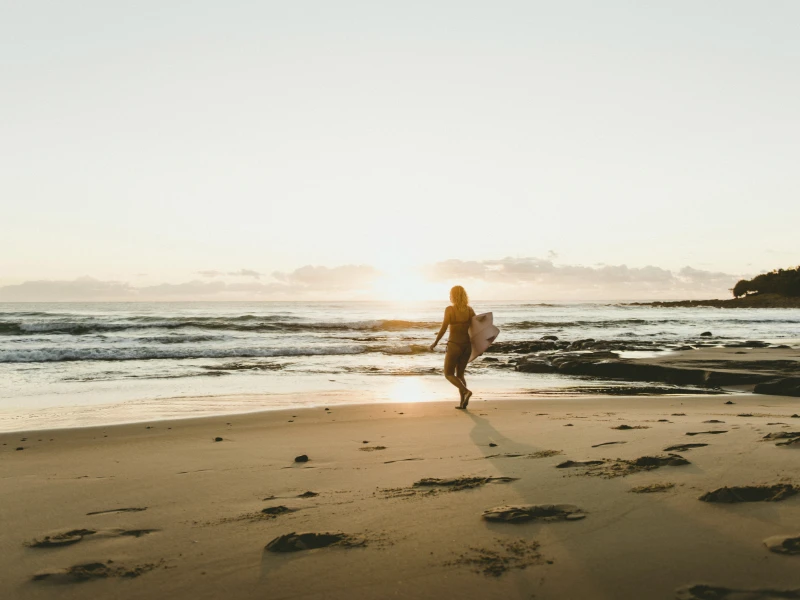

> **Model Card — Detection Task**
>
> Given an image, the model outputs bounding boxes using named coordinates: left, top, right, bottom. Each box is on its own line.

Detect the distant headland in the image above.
left=631, top=266, right=800, bottom=308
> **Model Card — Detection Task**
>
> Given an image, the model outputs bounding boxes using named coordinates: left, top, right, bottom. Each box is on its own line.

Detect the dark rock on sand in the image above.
left=611, top=424, right=649, bottom=430
left=700, top=331, right=713, bottom=337
left=214, top=437, right=223, bottom=442
left=261, top=506, right=295, bottom=516
left=699, top=484, right=798, bottom=503
left=297, top=491, right=318, bottom=498
left=686, top=431, right=727, bottom=436
left=540, top=335, right=559, bottom=341
left=764, top=534, right=800, bottom=555
left=482, top=504, right=586, bottom=523
left=265, top=532, right=364, bottom=553
left=294, top=455, right=309, bottom=463
left=754, top=377, right=800, bottom=398
left=725, top=401, right=735, bottom=405
left=515, top=359, right=556, bottom=374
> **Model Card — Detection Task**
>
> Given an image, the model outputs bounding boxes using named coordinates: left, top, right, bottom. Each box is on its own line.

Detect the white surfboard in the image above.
left=468, top=312, right=500, bottom=363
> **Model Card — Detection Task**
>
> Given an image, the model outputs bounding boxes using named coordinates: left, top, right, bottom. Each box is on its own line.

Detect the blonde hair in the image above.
left=450, top=285, right=469, bottom=312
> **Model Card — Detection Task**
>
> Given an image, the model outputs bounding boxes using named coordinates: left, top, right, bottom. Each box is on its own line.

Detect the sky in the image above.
left=1, top=1, right=798, bottom=302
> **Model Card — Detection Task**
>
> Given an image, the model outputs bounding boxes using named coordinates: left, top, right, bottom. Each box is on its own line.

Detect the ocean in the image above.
left=1, top=302, right=798, bottom=431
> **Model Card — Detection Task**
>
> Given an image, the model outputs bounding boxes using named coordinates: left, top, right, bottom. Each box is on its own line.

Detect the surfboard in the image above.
left=468, top=312, right=500, bottom=363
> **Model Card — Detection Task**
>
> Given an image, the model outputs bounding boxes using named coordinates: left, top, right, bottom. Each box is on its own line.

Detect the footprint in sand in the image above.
left=699, top=484, right=798, bottom=503
left=86, top=507, right=147, bottom=516
left=676, top=584, right=800, bottom=599
left=664, top=443, right=708, bottom=452
left=32, top=560, right=165, bottom=583
left=27, top=528, right=159, bottom=548
left=630, top=482, right=675, bottom=493
left=482, top=504, right=586, bottom=523
left=764, top=534, right=800, bottom=555
left=265, top=532, right=365, bottom=553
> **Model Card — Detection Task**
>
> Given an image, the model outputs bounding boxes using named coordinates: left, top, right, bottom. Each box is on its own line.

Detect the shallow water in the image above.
left=1, top=301, right=798, bottom=431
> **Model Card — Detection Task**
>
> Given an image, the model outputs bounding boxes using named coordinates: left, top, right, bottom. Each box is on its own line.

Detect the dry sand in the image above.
left=2, top=389, right=799, bottom=600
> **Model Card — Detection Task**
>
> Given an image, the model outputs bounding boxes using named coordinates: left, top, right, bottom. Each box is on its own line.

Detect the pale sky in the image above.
left=1, top=1, right=798, bottom=301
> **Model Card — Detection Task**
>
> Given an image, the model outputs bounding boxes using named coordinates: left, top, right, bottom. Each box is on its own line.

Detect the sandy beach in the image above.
left=3, top=386, right=799, bottom=600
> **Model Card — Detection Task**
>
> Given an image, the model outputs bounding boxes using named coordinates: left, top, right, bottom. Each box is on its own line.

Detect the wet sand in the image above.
left=2, top=392, right=799, bottom=600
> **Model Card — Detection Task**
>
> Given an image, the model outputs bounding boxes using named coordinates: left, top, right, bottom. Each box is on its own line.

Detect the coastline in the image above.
left=3, top=394, right=799, bottom=600
left=629, top=293, right=800, bottom=308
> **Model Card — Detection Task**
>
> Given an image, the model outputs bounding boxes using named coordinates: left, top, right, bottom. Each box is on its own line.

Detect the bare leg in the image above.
left=446, top=374, right=467, bottom=395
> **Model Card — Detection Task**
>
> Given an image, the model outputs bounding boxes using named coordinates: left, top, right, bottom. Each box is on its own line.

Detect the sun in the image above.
left=373, top=270, right=437, bottom=302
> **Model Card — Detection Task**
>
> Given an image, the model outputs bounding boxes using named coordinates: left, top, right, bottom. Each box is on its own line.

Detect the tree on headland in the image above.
left=732, top=266, right=800, bottom=298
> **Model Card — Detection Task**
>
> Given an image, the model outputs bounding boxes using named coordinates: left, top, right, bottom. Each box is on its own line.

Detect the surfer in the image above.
left=430, top=285, right=475, bottom=409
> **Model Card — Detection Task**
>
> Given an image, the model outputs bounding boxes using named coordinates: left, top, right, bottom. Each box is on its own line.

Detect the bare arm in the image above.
left=430, top=307, right=451, bottom=351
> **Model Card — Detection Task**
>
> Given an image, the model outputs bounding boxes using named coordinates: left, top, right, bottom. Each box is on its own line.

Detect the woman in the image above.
left=430, top=285, right=475, bottom=409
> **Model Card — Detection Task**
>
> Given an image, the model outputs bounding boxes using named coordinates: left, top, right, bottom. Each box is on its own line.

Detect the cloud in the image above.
left=0, top=260, right=739, bottom=302
left=0, top=277, right=136, bottom=301
left=196, top=269, right=263, bottom=279
left=272, top=265, right=379, bottom=291
left=0, top=264, right=381, bottom=301
left=424, top=257, right=738, bottom=299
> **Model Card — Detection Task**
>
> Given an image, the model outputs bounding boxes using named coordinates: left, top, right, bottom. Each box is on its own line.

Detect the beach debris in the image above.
left=556, top=460, right=605, bottom=469
left=384, top=457, right=424, bottom=464
left=294, top=455, right=309, bottom=463
left=265, top=532, right=364, bottom=553
left=27, top=530, right=97, bottom=548
left=672, top=413, right=687, bottom=416
left=663, top=443, right=708, bottom=452
left=381, top=475, right=517, bottom=498
left=482, top=504, right=586, bottom=523
left=214, top=437, right=223, bottom=442
left=703, top=420, right=725, bottom=423
left=483, top=450, right=562, bottom=460
left=630, top=483, right=675, bottom=493
left=557, top=455, right=690, bottom=478
left=86, top=507, right=147, bottom=516
left=762, top=431, right=800, bottom=443
left=725, top=401, right=735, bottom=405
left=763, top=534, right=800, bottom=555
left=488, top=442, right=498, bottom=447
left=16, top=447, right=24, bottom=451
left=737, top=413, right=754, bottom=417
left=591, top=441, right=627, bottom=448
left=564, top=424, right=574, bottom=427
left=699, top=484, right=798, bottom=503
left=611, top=424, right=649, bottom=430
left=32, top=560, right=164, bottom=583
left=685, top=430, right=728, bottom=436
left=297, top=491, right=318, bottom=498
left=359, top=446, right=387, bottom=452
left=414, top=476, right=517, bottom=490
left=445, top=538, right=545, bottom=577
left=676, top=584, right=800, bottom=600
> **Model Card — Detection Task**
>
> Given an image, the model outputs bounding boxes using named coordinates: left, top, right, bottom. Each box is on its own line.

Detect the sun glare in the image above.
left=374, top=270, right=437, bottom=302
